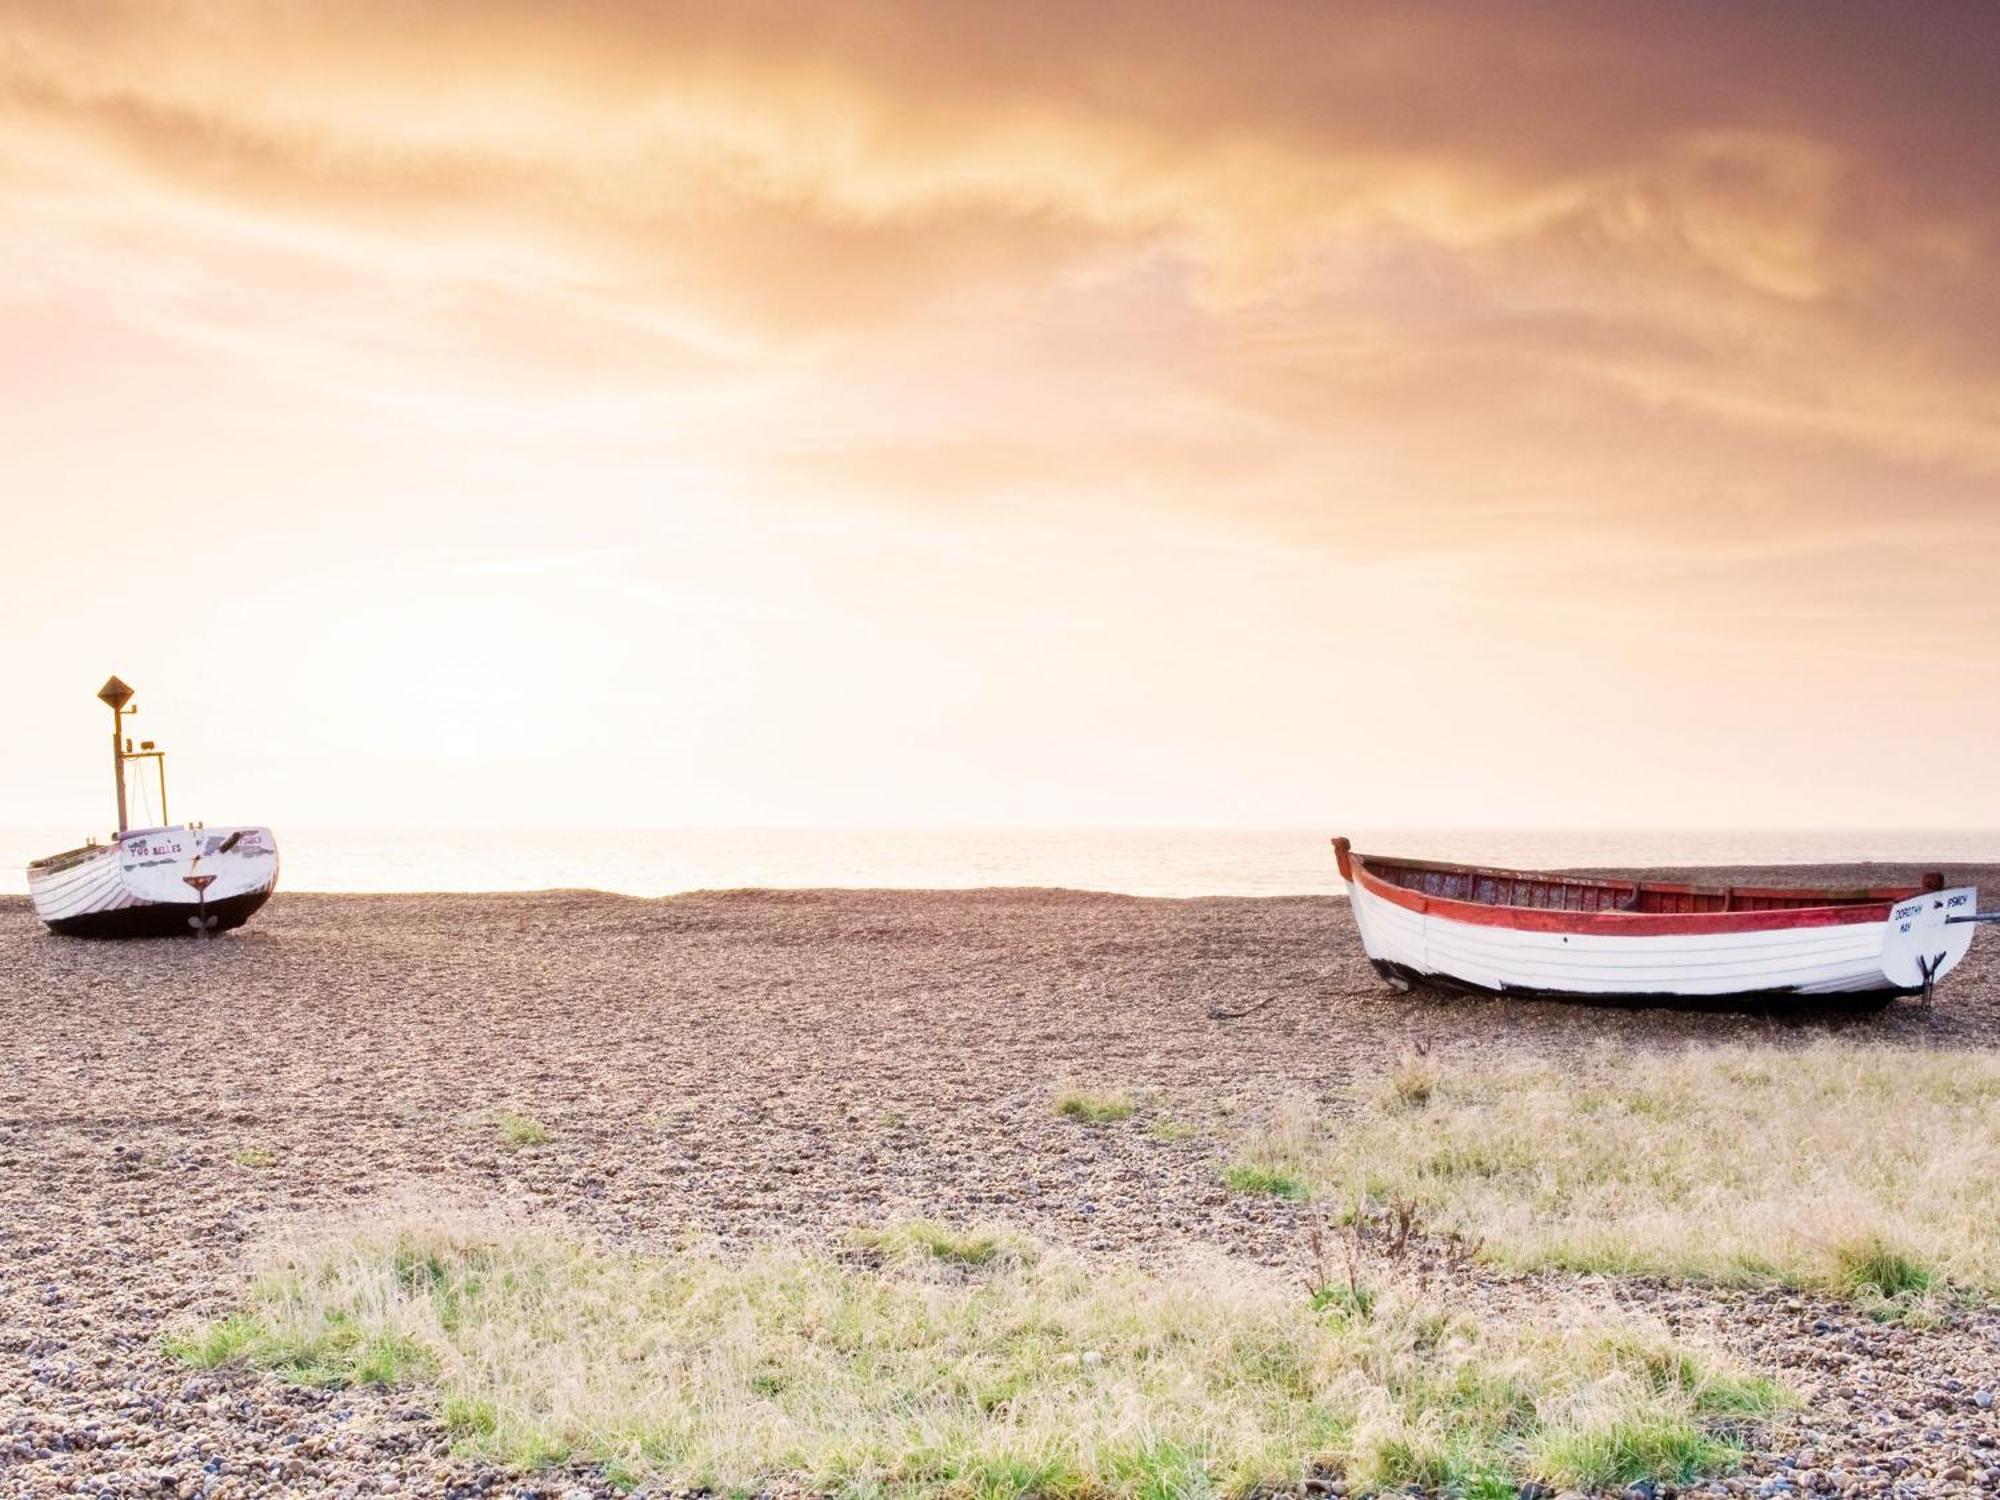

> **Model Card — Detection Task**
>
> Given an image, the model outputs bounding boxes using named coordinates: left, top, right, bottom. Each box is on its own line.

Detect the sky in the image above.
left=3, top=1, right=1998, bottom=833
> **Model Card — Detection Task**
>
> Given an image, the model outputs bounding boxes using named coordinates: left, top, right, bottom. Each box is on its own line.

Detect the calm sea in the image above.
left=6, top=826, right=2000, bottom=898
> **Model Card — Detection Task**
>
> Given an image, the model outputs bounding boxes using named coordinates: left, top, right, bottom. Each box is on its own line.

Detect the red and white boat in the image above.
left=1332, top=837, right=1979, bottom=1004
left=26, top=677, right=279, bottom=939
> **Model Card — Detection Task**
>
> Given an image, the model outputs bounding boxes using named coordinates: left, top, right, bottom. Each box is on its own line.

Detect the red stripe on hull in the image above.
left=1350, top=858, right=1898, bottom=938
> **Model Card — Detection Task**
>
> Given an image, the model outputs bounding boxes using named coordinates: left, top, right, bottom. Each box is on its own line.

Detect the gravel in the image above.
left=2, top=871, right=1997, bottom=1497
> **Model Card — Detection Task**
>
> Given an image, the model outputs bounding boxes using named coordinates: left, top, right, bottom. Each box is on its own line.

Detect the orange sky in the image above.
left=4, top=1, right=1997, bottom=831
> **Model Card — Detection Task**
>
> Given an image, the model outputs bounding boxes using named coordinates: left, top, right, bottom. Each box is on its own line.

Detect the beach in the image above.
left=3, top=874, right=1998, bottom=1497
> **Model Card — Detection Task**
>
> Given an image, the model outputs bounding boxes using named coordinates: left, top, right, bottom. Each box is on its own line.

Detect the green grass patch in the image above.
left=169, top=1210, right=1776, bottom=1498
left=1054, top=1090, right=1135, bottom=1124
left=164, top=1307, right=431, bottom=1389
left=495, top=1114, right=551, bottom=1148
left=1308, top=1281, right=1376, bottom=1323
left=1830, top=1236, right=1936, bottom=1300
left=1222, top=1164, right=1310, bottom=1200
left=232, top=1147, right=277, bottom=1168
left=1530, top=1414, right=1740, bottom=1490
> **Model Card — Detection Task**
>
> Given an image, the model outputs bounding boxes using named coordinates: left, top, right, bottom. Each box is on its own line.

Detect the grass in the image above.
left=495, top=1114, right=551, bottom=1148
left=1263, top=1041, right=2000, bottom=1310
left=1053, top=1090, right=1135, bottom=1124
left=232, top=1147, right=277, bottom=1168
left=164, top=1310, right=431, bottom=1389
left=847, top=1220, right=1025, bottom=1267
left=168, top=1208, right=1777, bottom=1498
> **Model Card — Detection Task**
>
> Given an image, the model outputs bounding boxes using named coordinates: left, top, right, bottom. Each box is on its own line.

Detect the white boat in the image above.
left=26, top=678, right=279, bottom=938
left=1333, top=837, right=1979, bottom=1005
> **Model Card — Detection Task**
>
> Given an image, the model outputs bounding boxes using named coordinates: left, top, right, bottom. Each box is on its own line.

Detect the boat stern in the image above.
left=1880, top=886, right=1978, bottom=995
left=117, top=825, right=280, bottom=908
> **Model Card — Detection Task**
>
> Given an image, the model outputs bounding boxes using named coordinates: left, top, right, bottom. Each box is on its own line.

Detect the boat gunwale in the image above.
left=1332, top=838, right=1933, bottom=938
left=27, top=843, right=116, bottom=876
left=1352, top=848, right=1924, bottom=908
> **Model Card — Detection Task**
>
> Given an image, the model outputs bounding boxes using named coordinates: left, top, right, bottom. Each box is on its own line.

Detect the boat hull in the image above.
left=27, top=825, right=280, bottom=939
left=43, top=887, right=274, bottom=939
left=1337, top=841, right=1974, bottom=1004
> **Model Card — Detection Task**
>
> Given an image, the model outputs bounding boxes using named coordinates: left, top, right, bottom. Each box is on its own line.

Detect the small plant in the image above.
left=1382, top=1195, right=1426, bottom=1258
left=232, top=1147, right=277, bottom=1168
left=1301, top=1215, right=1388, bottom=1325
left=1055, top=1090, right=1135, bottom=1124
left=1224, top=1164, right=1310, bottom=1200
left=1831, top=1236, right=1944, bottom=1322
left=1148, top=1118, right=1199, bottom=1143
left=495, top=1114, right=551, bottom=1148
left=1830, top=1237, right=1936, bottom=1301
left=1310, top=1280, right=1377, bottom=1321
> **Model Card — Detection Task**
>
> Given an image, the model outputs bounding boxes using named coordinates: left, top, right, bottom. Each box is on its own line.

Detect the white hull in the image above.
left=1346, top=873, right=1974, bottom=999
left=28, top=825, right=279, bottom=936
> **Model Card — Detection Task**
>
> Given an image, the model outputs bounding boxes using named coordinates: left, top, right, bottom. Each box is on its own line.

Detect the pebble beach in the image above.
left=3, top=871, right=1998, bottom=1498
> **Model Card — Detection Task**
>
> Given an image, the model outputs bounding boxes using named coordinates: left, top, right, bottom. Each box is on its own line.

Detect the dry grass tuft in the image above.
left=168, top=1207, right=1776, bottom=1497
left=1276, top=1041, right=2000, bottom=1308
left=847, top=1220, right=1027, bottom=1268
left=1379, top=1042, right=1441, bottom=1112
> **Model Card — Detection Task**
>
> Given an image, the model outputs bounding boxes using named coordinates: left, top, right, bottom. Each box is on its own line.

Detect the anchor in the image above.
left=183, top=872, right=219, bottom=937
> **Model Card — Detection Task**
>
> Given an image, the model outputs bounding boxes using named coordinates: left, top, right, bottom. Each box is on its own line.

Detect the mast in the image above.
left=98, top=676, right=135, bottom=834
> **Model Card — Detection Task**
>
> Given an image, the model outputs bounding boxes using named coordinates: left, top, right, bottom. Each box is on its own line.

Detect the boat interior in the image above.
left=26, top=843, right=108, bottom=875
left=1357, top=852, right=1937, bottom=915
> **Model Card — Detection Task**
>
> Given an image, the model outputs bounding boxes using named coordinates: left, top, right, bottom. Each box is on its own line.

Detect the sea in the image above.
left=6, top=826, right=2000, bottom=899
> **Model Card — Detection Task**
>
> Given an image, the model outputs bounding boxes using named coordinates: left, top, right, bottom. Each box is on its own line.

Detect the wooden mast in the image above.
left=97, top=676, right=135, bottom=834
